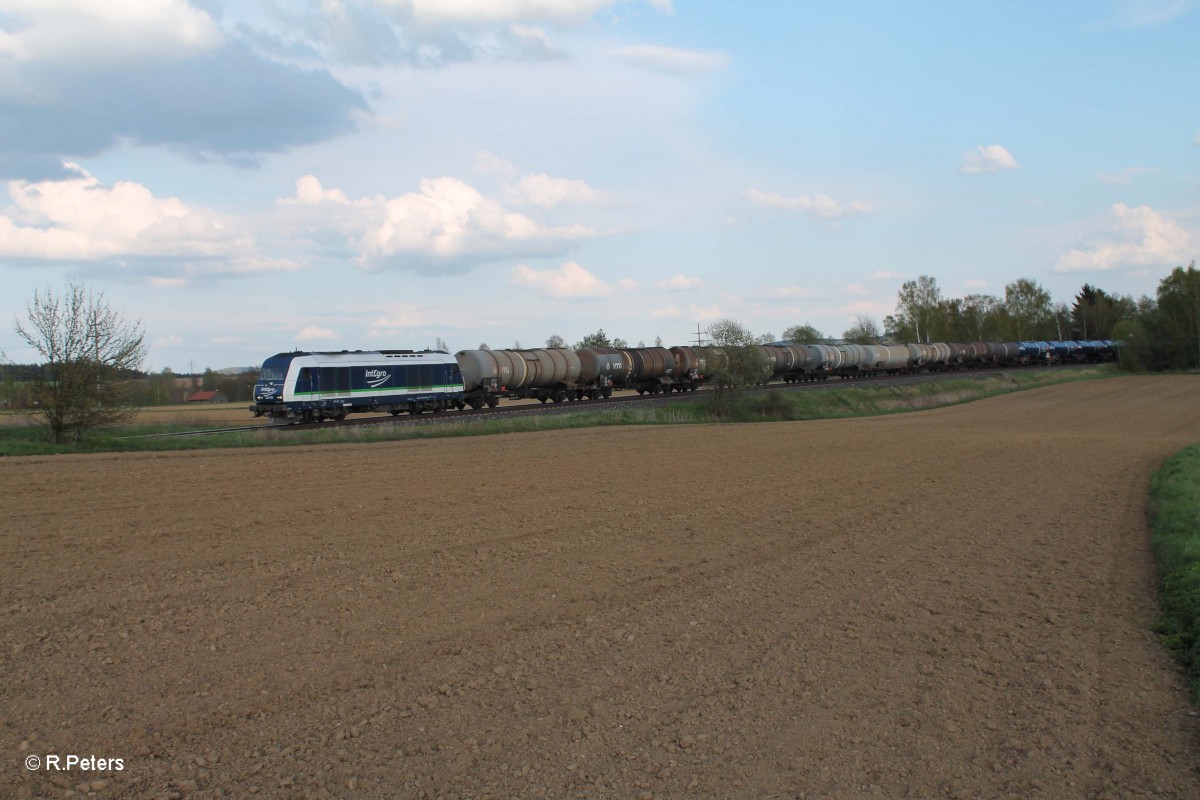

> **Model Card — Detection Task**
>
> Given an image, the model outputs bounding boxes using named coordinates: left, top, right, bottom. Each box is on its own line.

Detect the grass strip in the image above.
left=1149, top=442, right=1200, bottom=704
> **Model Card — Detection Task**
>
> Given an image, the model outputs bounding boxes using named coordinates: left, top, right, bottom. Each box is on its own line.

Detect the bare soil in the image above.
left=3, top=375, right=1200, bottom=799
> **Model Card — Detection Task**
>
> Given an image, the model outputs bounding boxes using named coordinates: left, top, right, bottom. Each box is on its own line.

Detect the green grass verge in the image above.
left=1149, top=443, right=1200, bottom=704
left=0, top=366, right=1115, bottom=456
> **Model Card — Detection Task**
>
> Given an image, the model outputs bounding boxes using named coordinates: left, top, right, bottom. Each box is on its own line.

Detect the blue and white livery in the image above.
left=251, top=350, right=465, bottom=423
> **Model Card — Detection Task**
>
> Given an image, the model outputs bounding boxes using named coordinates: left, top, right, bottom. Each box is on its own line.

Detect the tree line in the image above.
left=778, top=265, right=1199, bottom=371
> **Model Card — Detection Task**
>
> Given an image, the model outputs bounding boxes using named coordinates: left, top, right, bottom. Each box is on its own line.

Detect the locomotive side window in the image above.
left=418, top=365, right=433, bottom=389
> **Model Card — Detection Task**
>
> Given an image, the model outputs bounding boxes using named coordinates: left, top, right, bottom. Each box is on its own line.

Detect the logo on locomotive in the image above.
left=365, top=368, right=389, bottom=388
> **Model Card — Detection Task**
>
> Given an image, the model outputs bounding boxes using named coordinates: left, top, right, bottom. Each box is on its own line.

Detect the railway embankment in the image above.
left=0, top=365, right=1113, bottom=456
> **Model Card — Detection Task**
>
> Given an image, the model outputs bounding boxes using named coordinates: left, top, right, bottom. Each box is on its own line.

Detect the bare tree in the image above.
left=13, top=282, right=148, bottom=443
left=545, top=333, right=565, bottom=348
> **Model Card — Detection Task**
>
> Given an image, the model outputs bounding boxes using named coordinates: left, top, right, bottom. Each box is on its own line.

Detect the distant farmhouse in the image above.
left=185, top=390, right=228, bottom=404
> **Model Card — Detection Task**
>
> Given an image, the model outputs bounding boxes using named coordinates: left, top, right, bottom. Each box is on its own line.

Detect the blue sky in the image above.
left=1, top=0, right=1197, bottom=371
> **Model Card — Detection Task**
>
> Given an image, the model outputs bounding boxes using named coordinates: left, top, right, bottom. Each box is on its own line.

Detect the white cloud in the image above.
left=152, top=334, right=184, bottom=349
left=501, top=23, right=567, bottom=60
left=0, top=162, right=297, bottom=278
left=654, top=274, right=703, bottom=290
left=505, top=173, right=606, bottom=207
left=1097, top=167, right=1160, bottom=185
left=145, top=277, right=187, bottom=288
left=959, top=144, right=1019, bottom=175
left=689, top=304, right=724, bottom=322
left=286, top=175, right=352, bottom=205
left=613, top=44, right=730, bottom=76
left=405, top=0, right=618, bottom=29
left=0, top=0, right=223, bottom=68
left=1109, top=0, right=1193, bottom=28
left=276, top=173, right=601, bottom=274
left=509, top=261, right=618, bottom=298
left=474, top=151, right=518, bottom=176
left=743, top=189, right=872, bottom=220
left=355, top=176, right=595, bottom=270
left=1055, top=203, right=1193, bottom=272
left=365, top=305, right=455, bottom=338
left=651, top=303, right=724, bottom=322
left=296, top=325, right=337, bottom=342
left=963, top=279, right=988, bottom=289
left=838, top=300, right=892, bottom=317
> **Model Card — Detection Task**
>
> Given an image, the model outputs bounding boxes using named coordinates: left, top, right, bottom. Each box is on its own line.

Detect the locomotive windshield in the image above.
left=259, top=356, right=291, bottom=381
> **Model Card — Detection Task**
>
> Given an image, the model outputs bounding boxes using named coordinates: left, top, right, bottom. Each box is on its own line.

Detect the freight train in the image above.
left=249, top=339, right=1117, bottom=423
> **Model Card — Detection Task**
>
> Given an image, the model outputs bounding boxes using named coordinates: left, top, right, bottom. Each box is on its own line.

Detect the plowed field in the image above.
left=3, top=376, right=1200, bottom=799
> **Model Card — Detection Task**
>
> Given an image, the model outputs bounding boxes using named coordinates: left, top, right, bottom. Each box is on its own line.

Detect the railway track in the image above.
left=147, top=364, right=1092, bottom=439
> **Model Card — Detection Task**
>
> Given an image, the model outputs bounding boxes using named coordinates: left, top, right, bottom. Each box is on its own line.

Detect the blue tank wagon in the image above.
left=250, top=350, right=465, bottom=423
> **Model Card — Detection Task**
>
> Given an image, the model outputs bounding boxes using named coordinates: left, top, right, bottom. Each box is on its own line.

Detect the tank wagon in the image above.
left=455, top=347, right=626, bottom=407
left=251, top=350, right=464, bottom=423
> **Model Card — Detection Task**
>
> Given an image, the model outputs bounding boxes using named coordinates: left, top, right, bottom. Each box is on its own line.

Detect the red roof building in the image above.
left=185, top=390, right=228, bottom=404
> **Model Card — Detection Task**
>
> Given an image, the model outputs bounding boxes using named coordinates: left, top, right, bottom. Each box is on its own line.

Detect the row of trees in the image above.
left=3, top=366, right=262, bottom=409
left=776, top=265, right=1200, bottom=371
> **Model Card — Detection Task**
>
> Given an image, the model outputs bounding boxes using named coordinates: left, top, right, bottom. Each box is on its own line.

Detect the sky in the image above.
left=1, top=0, right=1197, bottom=372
